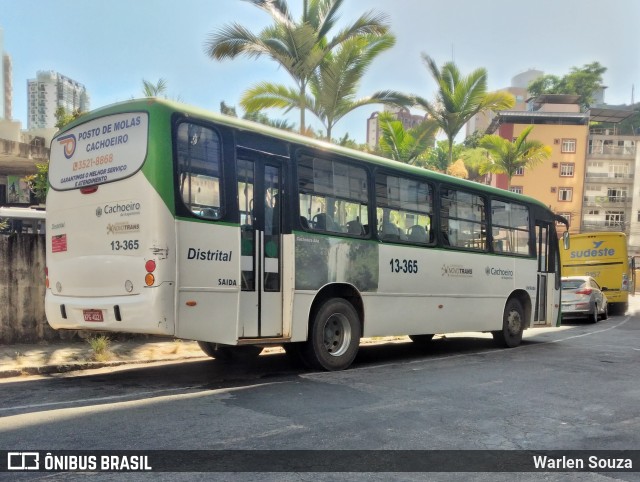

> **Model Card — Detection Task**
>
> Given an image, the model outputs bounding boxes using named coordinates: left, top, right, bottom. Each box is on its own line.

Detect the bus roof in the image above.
left=0, top=206, right=46, bottom=220
left=56, top=98, right=556, bottom=214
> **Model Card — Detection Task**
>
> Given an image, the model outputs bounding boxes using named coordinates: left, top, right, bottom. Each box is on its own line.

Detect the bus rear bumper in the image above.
left=45, top=287, right=175, bottom=336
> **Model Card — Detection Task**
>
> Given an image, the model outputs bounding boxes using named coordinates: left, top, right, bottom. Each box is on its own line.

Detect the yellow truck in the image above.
left=561, top=232, right=634, bottom=315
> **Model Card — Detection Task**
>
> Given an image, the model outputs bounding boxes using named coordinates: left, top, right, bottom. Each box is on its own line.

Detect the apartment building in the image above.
left=27, top=71, right=90, bottom=129
left=488, top=95, right=638, bottom=249
left=366, top=106, right=427, bottom=150
left=487, top=95, right=590, bottom=235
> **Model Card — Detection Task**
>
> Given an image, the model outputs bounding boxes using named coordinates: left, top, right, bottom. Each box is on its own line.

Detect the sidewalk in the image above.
left=0, top=337, right=209, bottom=379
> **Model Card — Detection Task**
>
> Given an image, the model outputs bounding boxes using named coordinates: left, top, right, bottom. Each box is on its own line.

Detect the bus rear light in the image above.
left=145, top=273, right=155, bottom=286
left=145, top=260, right=156, bottom=272
left=80, top=186, right=99, bottom=194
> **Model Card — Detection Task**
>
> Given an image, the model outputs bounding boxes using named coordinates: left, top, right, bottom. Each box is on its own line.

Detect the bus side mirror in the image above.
left=563, top=231, right=570, bottom=250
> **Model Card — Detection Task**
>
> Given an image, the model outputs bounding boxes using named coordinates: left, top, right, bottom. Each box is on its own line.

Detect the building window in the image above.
left=509, top=186, right=523, bottom=194
left=607, top=187, right=627, bottom=203
left=559, top=163, right=575, bottom=177
left=605, top=211, right=624, bottom=227
left=558, top=188, right=573, bottom=202
left=587, top=210, right=600, bottom=216
left=561, top=138, right=576, bottom=153
left=513, top=166, right=524, bottom=176
left=557, top=213, right=571, bottom=227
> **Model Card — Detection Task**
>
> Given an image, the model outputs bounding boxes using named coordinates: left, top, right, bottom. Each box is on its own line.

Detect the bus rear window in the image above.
left=49, top=112, right=149, bottom=190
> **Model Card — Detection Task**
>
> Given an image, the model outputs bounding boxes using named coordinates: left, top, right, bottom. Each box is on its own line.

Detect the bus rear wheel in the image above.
left=492, top=298, right=525, bottom=348
left=197, top=342, right=263, bottom=361
left=301, top=298, right=361, bottom=371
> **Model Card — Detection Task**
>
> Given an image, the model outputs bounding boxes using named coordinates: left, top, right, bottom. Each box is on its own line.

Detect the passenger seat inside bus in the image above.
left=380, top=222, right=401, bottom=241
left=408, top=225, right=428, bottom=243
left=347, top=218, right=364, bottom=235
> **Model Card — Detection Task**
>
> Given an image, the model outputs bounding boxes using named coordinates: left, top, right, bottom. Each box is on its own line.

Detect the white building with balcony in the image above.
left=27, top=71, right=90, bottom=130
left=582, top=125, right=640, bottom=255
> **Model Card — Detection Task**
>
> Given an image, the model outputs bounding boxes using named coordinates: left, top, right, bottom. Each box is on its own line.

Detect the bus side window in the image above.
left=375, top=172, right=433, bottom=245
left=175, top=123, right=223, bottom=220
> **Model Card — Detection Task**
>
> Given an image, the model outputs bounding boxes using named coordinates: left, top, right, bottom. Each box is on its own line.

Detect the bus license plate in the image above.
left=83, top=310, right=104, bottom=322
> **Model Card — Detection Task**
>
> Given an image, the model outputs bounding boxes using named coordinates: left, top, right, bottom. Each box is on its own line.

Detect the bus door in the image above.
left=237, top=156, right=283, bottom=338
left=533, top=222, right=557, bottom=326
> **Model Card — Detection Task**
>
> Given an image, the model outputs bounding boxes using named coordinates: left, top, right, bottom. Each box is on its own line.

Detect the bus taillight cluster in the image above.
left=145, top=260, right=156, bottom=286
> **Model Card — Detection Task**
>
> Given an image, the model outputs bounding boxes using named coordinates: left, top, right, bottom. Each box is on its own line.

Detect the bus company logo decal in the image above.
left=97, top=201, right=142, bottom=217
left=106, top=222, right=140, bottom=235
left=441, top=264, right=473, bottom=277
left=485, top=266, right=514, bottom=279
left=57, top=134, right=76, bottom=159
left=569, top=240, right=615, bottom=259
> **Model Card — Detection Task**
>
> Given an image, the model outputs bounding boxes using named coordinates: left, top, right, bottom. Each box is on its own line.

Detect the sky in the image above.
left=2, top=0, right=639, bottom=143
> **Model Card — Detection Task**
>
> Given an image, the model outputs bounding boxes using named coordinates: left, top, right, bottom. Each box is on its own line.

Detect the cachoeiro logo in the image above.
left=58, top=134, right=76, bottom=159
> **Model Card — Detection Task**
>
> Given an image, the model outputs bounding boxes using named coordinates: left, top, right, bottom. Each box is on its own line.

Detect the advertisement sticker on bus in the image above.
left=49, top=112, right=149, bottom=190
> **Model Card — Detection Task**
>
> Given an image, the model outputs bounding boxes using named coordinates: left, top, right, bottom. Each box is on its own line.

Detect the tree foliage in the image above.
left=479, top=126, right=551, bottom=188
left=205, top=0, right=391, bottom=134
left=414, top=54, right=515, bottom=167
left=446, top=159, right=468, bottom=179
left=142, top=78, right=168, bottom=97
left=527, top=62, right=607, bottom=110
left=376, top=112, right=439, bottom=165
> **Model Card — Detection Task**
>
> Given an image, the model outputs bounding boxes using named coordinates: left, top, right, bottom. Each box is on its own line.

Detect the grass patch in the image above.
left=168, top=339, right=182, bottom=354
left=14, top=351, right=25, bottom=366
left=87, top=335, right=113, bottom=362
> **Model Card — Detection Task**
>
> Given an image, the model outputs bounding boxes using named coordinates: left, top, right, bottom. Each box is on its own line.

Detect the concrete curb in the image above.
left=0, top=355, right=207, bottom=379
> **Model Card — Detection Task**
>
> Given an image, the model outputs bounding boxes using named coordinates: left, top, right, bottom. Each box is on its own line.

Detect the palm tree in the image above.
left=142, top=78, right=168, bottom=97
left=241, top=33, right=409, bottom=139
left=479, top=125, right=552, bottom=189
left=204, top=0, right=391, bottom=133
left=414, top=54, right=515, bottom=167
left=377, top=112, right=439, bottom=165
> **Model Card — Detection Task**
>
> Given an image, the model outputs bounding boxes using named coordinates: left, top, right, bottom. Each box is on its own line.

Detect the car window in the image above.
left=562, top=280, right=584, bottom=290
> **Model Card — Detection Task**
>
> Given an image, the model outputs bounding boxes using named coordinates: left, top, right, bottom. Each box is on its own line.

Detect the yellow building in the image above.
left=487, top=95, right=589, bottom=235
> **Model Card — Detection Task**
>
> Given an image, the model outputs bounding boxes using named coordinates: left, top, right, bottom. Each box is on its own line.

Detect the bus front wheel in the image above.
left=492, top=298, right=525, bottom=348
left=302, top=298, right=361, bottom=371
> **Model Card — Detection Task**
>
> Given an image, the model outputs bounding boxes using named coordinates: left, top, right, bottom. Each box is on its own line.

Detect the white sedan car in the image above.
left=561, top=276, right=608, bottom=323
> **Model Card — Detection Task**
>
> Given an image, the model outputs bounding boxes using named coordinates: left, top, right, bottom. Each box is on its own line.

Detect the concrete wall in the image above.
left=0, top=234, right=55, bottom=343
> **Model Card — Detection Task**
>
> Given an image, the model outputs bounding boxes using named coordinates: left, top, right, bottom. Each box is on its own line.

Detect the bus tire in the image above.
left=301, top=298, right=361, bottom=371
left=492, top=298, right=525, bottom=348
left=197, top=342, right=262, bottom=361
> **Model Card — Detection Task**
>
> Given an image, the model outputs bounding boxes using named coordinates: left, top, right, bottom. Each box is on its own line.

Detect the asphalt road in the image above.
left=0, top=300, right=639, bottom=481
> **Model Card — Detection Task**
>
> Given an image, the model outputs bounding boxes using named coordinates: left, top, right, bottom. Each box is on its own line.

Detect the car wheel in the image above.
left=589, top=304, right=599, bottom=324
left=602, top=303, right=609, bottom=320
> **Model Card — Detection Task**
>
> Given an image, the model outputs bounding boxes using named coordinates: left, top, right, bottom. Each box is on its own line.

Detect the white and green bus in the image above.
left=45, top=99, right=568, bottom=370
